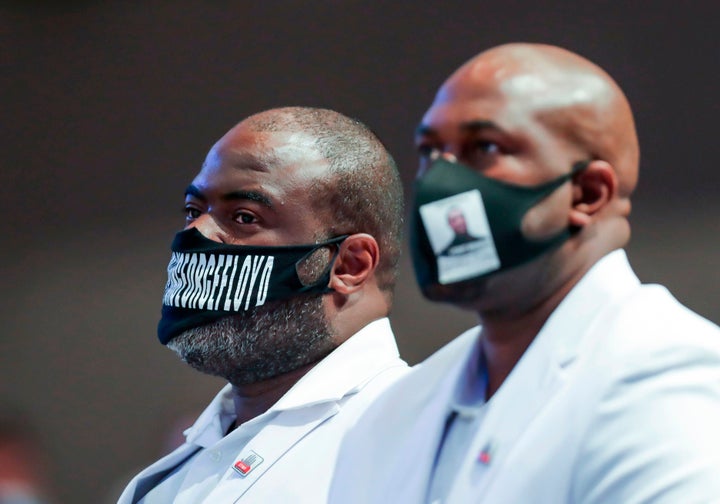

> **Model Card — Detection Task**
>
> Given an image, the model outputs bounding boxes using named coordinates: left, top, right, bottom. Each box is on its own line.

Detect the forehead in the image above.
left=428, top=49, right=593, bottom=134
left=194, top=127, right=329, bottom=194
left=421, top=67, right=529, bottom=133
left=420, top=58, right=602, bottom=142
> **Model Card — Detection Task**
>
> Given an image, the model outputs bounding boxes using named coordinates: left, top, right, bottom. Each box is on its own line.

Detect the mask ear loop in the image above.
left=568, top=160, right=592, bottom=234
left=295, top=235, right=349, bottom=293
left=571, top=159, right=591, bottom=175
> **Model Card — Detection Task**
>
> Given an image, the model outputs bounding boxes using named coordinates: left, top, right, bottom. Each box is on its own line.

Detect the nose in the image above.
left=428, top=149, right=458, bottom=162
left=419, top=149, right=458, bottom=177
left=440, top=152, right=457, bottom=163
left=186, top=214, right=228, bottom=243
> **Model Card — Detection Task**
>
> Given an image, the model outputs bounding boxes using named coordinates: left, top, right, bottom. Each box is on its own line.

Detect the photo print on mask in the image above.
left=418, top=189, right=500, bottom=284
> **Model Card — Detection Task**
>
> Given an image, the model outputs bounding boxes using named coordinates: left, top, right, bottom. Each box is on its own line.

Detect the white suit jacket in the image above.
left=118, top=318, right=408, bottom=503
left=329, top=251, right=720, bottom=503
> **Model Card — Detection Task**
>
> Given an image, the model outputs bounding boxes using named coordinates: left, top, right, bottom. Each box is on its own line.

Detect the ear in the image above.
left=328, top=234, right=380, bottom=295
left=569, top=160, right=618, bottom=227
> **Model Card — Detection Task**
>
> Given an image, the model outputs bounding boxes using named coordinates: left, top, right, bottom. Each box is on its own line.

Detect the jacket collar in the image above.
left=445, top=249, right=641, bottom=499
left=273, top=317, right=402, bottom=410
left=447, top=250, right=639, bottom=415
left=536, top=249, right=640, bottom=369
left=184, top=317, right=401, bottom=446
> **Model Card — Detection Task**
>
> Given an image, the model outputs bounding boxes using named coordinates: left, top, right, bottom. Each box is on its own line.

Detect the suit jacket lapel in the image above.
left=383, top=331, right=481, bottom=503
left=118, top=443, right=202, bottom=504
left=384, top=380, right=456, bottom=502
left=192, top=402, right=341, bottom=502
left=445, top=314, right=587, bottom=501
left=434, top=252, right=641, bottom=502
left=460, top=348, right=568, bottom=498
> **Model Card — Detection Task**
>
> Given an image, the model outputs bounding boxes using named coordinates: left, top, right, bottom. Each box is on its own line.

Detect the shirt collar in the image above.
left=271, top=317, right=401, bottom=411
left=183, top=384, right=235, bottom=447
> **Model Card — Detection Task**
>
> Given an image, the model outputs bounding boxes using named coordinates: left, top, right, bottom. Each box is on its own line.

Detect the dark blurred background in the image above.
left=1, top=1, right=718, bottom=501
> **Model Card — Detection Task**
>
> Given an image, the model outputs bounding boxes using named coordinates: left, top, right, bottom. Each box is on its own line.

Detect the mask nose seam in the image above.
left=188, top=216, right=229, bottom=244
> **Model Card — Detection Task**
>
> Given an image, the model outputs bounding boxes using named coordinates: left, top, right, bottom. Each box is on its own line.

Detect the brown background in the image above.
left=1, top=1, right=718, bottom=502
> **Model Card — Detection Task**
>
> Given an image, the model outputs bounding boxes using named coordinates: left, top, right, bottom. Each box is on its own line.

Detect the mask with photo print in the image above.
left=410, top=157, right=588, bottom=293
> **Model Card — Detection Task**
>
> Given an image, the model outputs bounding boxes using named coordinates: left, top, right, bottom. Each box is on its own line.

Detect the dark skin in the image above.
left=184, top=117, right=389, bottom=425
left=415, top=43, right=640, bottom=398
left=447, top=208, right=468, bottom=235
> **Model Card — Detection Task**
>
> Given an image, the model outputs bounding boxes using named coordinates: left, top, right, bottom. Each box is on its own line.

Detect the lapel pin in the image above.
left=478, top=441, right=495, bottom=465
left=233, top=450, right=264, bottom=477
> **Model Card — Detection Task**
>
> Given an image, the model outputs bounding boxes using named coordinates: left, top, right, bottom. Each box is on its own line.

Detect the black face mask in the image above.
left=157, top=228, right=347, bottom=345
left=410, top=157, right=588, bottom=291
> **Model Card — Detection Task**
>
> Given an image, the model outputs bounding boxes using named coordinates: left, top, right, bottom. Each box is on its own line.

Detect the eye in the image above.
left=474, top=140, right=500, bottom=155
left=183, top=205, right=202, bottom=222
left=234, top=211, right=258, bottom=225
left=416, top=143, right=439, bottom=159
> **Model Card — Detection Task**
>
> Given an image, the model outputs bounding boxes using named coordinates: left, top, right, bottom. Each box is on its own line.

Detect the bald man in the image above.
left=117, top=107, right=408, bottom=503
left=329, top=44, right=720, bottom=503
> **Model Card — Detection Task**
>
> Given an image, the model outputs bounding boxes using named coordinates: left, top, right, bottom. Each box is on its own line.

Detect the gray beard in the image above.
left=167, top=294, right=336, bottom=386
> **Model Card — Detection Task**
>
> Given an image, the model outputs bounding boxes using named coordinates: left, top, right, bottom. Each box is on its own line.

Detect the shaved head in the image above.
left=443, top=43, right=639, bottom=197
left=414, top=43, right=642, bottom=310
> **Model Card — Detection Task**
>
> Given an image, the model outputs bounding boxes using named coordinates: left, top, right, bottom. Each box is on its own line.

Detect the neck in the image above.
left=476, top=226, right=624, bottom=398
left=477, top=257, right=587, bottom=399
left=230, top=361, right=318, bottom=426
left=478, top=298, right=556, bottom=400
left=480, top=313, right=547, bottom=399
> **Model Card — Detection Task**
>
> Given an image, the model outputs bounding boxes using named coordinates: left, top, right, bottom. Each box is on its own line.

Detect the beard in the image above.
left=167, top=294, right=336, bottom=386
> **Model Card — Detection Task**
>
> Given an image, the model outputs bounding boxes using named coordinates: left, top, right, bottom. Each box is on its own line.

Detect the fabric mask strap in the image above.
left=571, top=159, right=590, bottom=175
left=528, top=159, right=590, bottom=201
left=296, top=235, right=348, bottom=293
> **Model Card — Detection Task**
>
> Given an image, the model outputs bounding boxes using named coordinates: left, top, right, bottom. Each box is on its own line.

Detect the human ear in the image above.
left=328, top=234, right=380, bottom=294
left=569, top=160, right=618, bottom=227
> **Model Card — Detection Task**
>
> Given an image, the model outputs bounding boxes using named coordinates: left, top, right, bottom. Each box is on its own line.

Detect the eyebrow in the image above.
left=415, top=120, right=504, bottom=137
left=461, top=120, right=504, bottom=133
left=414, top=124, right=437, bottom=137
left=184, top=185, right=273, bottom=208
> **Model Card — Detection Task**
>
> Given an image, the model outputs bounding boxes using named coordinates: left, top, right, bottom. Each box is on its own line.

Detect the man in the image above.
left=440, top=207, right=483, bottom=254
left=329, top=43, right=720, bottom=503
left=118, top=107, right=408, bottom=503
